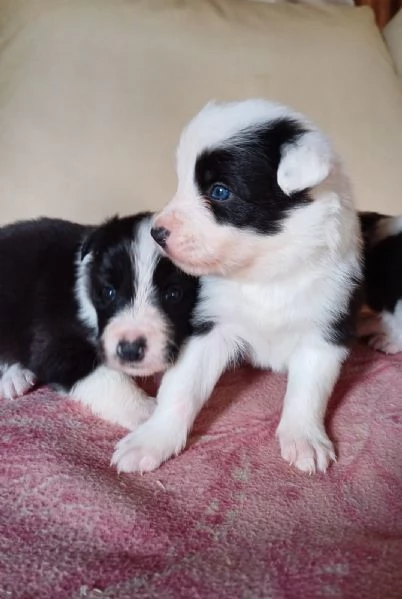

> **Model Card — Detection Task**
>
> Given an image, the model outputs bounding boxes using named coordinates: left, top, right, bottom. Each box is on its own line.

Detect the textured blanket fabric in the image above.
left=1, top=346, right=401, bottom=599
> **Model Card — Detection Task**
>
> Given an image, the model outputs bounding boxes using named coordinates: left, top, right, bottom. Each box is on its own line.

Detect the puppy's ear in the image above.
left=277, top=131, right=333, bottom=195
left=80, top=232, right=95, bottom=261
left=80, top=215, right=120, bottom=261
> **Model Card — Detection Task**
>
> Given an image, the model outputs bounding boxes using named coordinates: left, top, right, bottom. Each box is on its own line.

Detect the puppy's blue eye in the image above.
left=210, top=184, right=231, bottom=202
left=102, top=285, right=116, bottom=303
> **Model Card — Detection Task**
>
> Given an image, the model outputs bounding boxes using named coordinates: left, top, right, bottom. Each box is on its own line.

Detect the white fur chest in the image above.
left=197, top=268, right=345, bottom=372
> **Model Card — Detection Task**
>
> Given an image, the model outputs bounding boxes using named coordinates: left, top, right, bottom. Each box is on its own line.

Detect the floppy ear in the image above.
left=80, top=215, right=121, bottom=261
left=80, top=230, right=97, bottom=261
left=277, top=130, right=333, bottom=195
left=81, top=233, right=93, bottom=261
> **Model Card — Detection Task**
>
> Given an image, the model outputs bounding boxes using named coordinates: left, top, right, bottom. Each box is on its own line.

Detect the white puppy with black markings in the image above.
left=112, top=99, right=362, bottom=475
left=0, top=213, right=202, bottom=433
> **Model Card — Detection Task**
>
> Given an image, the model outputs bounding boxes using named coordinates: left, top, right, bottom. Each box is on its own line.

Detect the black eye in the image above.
left=101, top=285, right=116, bottom=303
left=162, top=285, right=183, bottom=304
left=209, top=184, right=231, bottom=202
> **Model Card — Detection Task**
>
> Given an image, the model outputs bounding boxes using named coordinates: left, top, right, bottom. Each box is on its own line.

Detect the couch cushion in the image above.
left=384, top=9, right=402, bottom=78
left=0, top=0, right=401, bottom=224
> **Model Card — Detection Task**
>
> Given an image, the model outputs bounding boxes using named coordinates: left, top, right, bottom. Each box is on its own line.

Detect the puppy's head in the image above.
left=152, top=99, right=335, bottom=277
left=77, top=213, right=200, bottom=377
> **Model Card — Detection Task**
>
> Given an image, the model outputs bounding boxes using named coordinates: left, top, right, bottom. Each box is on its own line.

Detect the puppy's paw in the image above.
left=277, top=426, right=336, bottom=474
left=368, top=333, right=402, bottom=355
left=0, top=364, right=36, bottom=400
left=111, top=421, right=186, bottom=474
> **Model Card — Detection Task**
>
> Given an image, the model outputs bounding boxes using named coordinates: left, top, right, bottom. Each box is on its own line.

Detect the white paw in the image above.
left=368, top=333, right=402, bottom=355
left=111, top=421, right=186, bottom=474
left=277, top=426, right=336, bottom=474
left=0, top=364, right=36, bottom=400
left=69, top=366, right=158, bottom=430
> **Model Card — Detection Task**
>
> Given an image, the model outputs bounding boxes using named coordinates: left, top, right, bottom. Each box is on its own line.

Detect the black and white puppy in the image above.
left=112, top=99, right=363, bottom=475
left=357, top=211, right=402, bottom=354
left=0, top=213, right=200, bottom=429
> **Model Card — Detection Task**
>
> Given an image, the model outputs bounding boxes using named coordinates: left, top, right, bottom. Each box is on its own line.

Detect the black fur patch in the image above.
left=192, top=320, right=215, bottom=336
left=357, top=211, right=402, bottom=314
left=326, top=277, right=363, bottom=346
left=152, top=257, right=201, bottom=363
left=81, top=212, right=151, bottom=260
left=194, top=118, right=311, bottom=234
left=363, top=232, right=402, bottom=314
left=0, top=217, right=97, bottom=389
left=84, top=215, right=148, bottom=335
left=358, top=211, right=384, bottom=245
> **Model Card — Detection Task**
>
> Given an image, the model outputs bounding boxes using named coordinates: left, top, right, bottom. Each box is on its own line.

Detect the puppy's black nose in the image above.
left=151, top=226, right=170, bottom=248
left=116, top=337, right=147, bottom=362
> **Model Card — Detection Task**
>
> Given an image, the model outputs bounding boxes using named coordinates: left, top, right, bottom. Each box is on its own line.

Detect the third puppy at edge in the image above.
left=112, top=99, right=363, bottom=475
left=357, top=211, right=402, bottom=354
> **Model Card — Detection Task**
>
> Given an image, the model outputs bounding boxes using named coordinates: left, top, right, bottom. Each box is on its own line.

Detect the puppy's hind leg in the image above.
left=277, top=342, right=348, bottom=474
left=0, top=362, right=37, bottom=400
left=358, top=305, right=402, bottom=355
left=69, top=366, right=156, bottom=430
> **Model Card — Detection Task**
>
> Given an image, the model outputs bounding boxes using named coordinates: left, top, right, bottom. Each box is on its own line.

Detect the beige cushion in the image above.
left=384, top=9, right=402, bottom=78
left=0, top=0, right=401, bottom=225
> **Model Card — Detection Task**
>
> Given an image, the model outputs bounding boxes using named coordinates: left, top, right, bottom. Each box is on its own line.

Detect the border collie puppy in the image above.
left=112, top=99, right=362, bottom=474
left=357, top=211, right=402, bottom=354
left=0, top=214, right=200, bottom=429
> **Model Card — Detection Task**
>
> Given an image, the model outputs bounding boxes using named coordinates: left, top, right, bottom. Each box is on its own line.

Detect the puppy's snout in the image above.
left=151, top=226, right=170, bottom=248
left=116, top=337, right=147, bottom=362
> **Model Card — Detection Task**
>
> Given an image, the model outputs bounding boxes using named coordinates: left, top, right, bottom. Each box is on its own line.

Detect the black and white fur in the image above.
left=0, top=213, right=201, bottom=429
left=112, top=99, right=363, bottom=475
left=357, top=211, right=402, bottom=354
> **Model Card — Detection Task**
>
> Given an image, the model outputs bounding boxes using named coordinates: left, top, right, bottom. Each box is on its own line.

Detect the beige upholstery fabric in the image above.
left=0, top=0, right=401, bottom=224
left=384, top=9, right=402, bottom=78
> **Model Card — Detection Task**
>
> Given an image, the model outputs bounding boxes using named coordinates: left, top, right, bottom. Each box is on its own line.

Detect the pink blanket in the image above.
left=1, top=345, right=402, bottom=598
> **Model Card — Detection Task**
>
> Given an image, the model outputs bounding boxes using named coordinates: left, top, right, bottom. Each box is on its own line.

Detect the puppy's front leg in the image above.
left=111, top=327, right=239, bottom=473
left=69, top=366, right=156, bottom=430
left=276, top=341, right=348, bottom=474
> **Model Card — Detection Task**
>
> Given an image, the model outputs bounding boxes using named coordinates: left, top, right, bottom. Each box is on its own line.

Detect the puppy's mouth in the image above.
left=159, top=241, right=223, bottom=276
left=105, top=354, right=169, bottom=378
left=151, top=224, right=213, bottom=274
left=112, top=361, right=168, bottom=378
